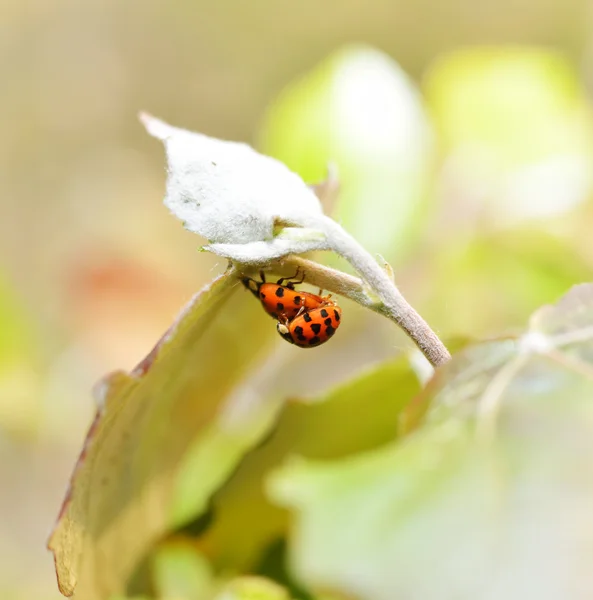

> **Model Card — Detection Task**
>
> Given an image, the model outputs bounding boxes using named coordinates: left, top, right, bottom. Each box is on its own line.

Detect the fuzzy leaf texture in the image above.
left=141, top=113, right=325, bottom=256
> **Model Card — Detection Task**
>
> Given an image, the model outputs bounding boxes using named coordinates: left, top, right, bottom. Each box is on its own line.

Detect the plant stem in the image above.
left=318, top=215, right=450, bottom=367
left=229, top=215, right=450, bottom=368
left=261, top=249, right=451, bottom=368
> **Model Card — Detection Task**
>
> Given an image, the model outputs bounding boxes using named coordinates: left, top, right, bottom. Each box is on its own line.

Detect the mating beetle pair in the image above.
left=242, top=270, right=342, bottom=348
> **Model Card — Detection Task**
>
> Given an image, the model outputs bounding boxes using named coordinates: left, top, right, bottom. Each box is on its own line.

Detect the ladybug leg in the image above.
left=280, top=268, right=306, bottom=290
left=276, top=267, right=302, bottom=288
left=294, top=305, right=307, bottom=318
left=259, top=270, right=266, bottom=283
left=293, top=269, right=305, bottom=286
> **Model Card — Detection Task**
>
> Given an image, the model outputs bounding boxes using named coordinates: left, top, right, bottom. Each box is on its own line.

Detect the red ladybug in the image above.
left=276, top=305, right=342, bottom=348
left=242, top=269, right=333, bottom=321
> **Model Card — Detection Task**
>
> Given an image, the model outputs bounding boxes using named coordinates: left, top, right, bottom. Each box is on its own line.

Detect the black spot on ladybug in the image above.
left=320, top=308, right=329, bottom=318
left=325, top=325, right=335, bottom=336
left=275, top=287, right=285, bottom=298
left=303, top=313, right=312, bottom=322
left=310, top=323, right=321, bottom=334
left=294, top=326, right=306, bottom=341
left=324, top=317, right=332, bottom=326
left=308, top=336, right=321, bottom=345
left=277, top=303, right=285, bottom=311
left=334, top=309, right=340, bottom=321
left=260, top=292, right=266, bottom=299
left=293, top=295, right=302, bottom=305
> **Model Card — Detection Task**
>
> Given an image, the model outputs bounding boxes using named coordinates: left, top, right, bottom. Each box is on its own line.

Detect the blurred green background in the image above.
left=2, top=0, right=593, bottom=598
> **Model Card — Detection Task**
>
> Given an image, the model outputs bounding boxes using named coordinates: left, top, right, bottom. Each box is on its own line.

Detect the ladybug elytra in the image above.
left=242, top=269, right=342, bottom=349
left=241, top=269, right=332, bottom=321
left=276, top=305, right=342, bottom=348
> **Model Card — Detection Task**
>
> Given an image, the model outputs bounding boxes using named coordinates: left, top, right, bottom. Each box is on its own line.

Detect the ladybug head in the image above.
left=241, top=276, right=261, bottom=298
left=276, top=322, right=294, bottom=344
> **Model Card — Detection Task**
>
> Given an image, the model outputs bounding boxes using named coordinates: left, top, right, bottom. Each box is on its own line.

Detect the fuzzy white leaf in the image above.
left=141, top=113, right=323, bottom=245
left=141, top=113, right=449, bottom=367
left=206, top=228, right=330, bottom=263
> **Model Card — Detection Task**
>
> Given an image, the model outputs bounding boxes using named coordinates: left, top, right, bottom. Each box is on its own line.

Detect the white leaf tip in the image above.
left=139, top=111, right=176, bottom=140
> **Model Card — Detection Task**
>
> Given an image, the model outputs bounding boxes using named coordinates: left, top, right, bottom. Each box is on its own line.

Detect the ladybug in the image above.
left=242, top=269, right=334, bottom=321
left=277, top=305, right=342, bottom=348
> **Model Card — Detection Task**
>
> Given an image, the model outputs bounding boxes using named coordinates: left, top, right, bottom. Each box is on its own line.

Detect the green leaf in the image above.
left=152, top=541, right=213, bottom=600
left=259, top=44, right=435, bottom=262
left=213, top=577, right=291, bottom=600
left=191, top=356, right=421, bottom=572
left=48, top=272, right=280, bottom=599
left=270, top=283, right=593, bottom=600
left=421, top=228, right=592, bottom=337
left=0, top=275, right=32, bottom=364
left=424, top=47, right=593, bottom=222
left=426, top=48, right=591, bottom=161
left=0, top=271, right=39, bottom=435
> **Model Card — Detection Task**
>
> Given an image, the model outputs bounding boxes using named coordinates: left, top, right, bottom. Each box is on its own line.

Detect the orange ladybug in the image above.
left=276, top=305, right=342, bottom=348
left=242, top=269, right=333, bottom=321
